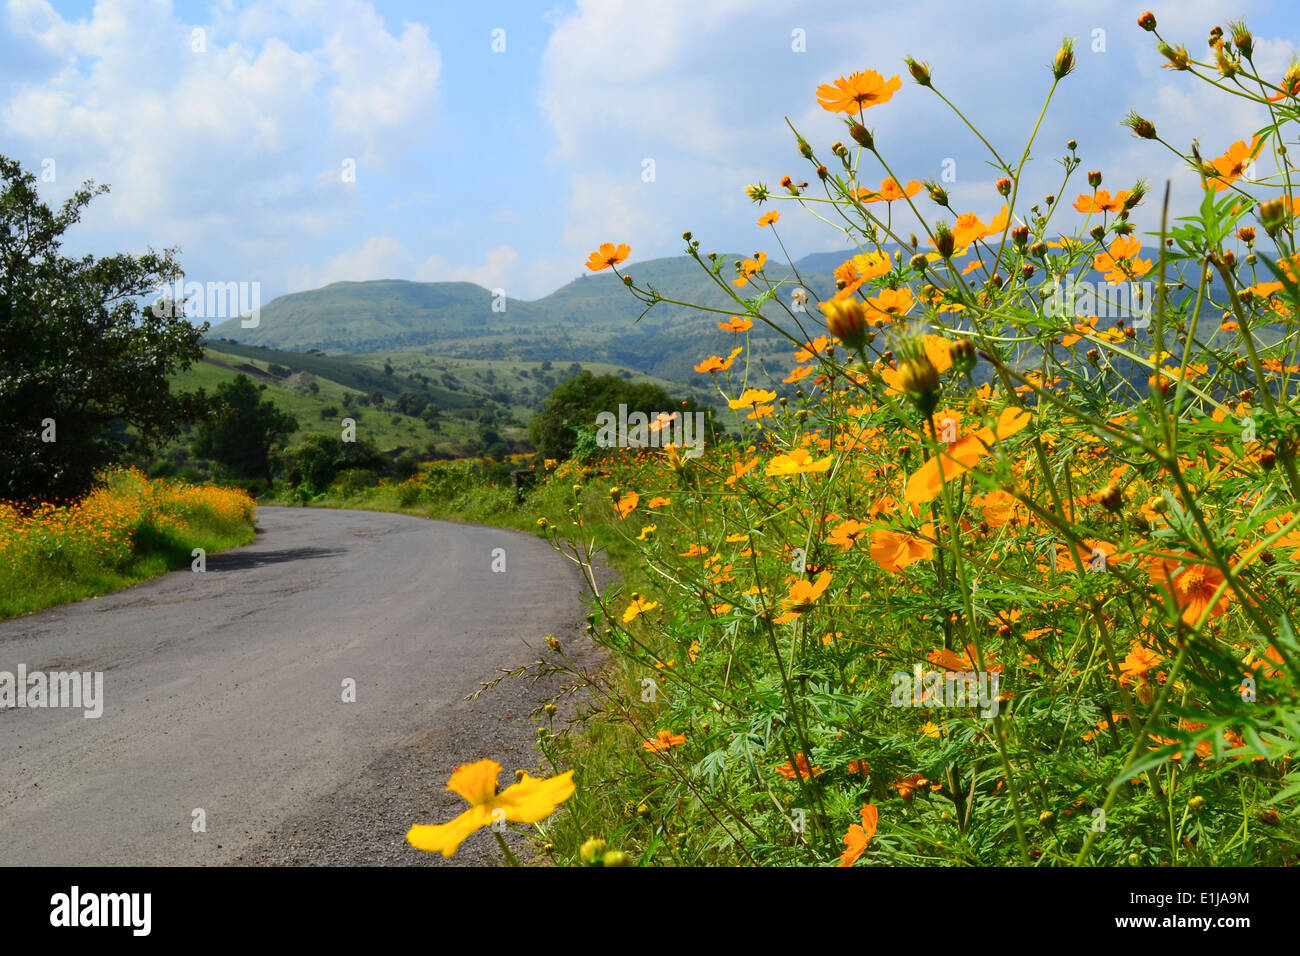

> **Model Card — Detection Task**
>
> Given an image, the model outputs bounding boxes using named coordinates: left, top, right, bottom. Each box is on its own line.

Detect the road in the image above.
left=0, top=506, right=598, bottom=866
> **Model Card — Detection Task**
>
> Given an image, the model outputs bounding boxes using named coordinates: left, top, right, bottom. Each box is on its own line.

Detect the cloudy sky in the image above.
left=3, top=0, right=1298, bottom=307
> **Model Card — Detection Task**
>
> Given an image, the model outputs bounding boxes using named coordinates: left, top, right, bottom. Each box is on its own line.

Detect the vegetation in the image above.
left=193, top=375, right=298, bottom=483
left=0, top=156, right=206, bottom=502
left=404, top=15, right=1300, bottom=867
left=529, top=370, right=709, bottom=461
left=0, top=467, right=256, bottom=619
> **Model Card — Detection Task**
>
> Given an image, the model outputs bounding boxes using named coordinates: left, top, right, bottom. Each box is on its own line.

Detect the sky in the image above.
left=3, top=0, right=1299, bottom=310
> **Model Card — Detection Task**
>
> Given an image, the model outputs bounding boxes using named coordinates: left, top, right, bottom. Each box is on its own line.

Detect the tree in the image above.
left=280, top=433, right=387, bottom=493
left=529, top=370, right=709, bottom=460
left=192, top=375, right=298, bottom=482
left=0, top=156, right=207, bottom=501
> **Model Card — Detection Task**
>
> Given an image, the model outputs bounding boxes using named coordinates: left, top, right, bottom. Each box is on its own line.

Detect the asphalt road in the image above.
left=0, top=507, right=600, bottom=866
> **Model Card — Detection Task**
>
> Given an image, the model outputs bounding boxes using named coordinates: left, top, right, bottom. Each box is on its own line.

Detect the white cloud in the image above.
left=1, top=0, right=440, bottom=290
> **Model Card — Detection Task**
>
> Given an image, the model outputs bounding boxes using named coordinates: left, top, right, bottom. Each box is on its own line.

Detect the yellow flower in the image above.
left=407, top=760, right=575, bottom=857
left=729, top=388, right=778, bottom=409
left=766, top=448, right=834, bottom=476
left=623, top=595, right=659, bottom=622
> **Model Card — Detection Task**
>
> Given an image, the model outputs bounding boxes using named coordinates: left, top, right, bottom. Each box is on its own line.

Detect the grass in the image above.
left=0, top=468, right=257, bottom=619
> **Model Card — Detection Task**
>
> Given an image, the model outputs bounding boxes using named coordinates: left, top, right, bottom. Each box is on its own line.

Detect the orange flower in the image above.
left=585, top=242, right=630, bottom=271
left=838, top=805, right=879, bottom=867
left=614, top=490, right=640, bottom=518
left=1145, top=553, right=1232, bottom=625
left=892, top=773, right=933, bottom=799
left=827, top=518, right=869, bottom=550
left=1120, top=641, right=1162, bottom=684
left=758, top=211, right=781, bottom=227
left=852, top=178, right=921, bottom=204
left=833, top=251, right=891, bottom=298
left=869, top=525, right=935, bottom=571
left=643, top=730, right=686, bottom=753
left=905, top=407, right=1032, bottom=505
left=863, top=287, right=914, bottom=324
left=815, top=70, right=902, bottom=113
left=695, top=346, right=743, bottom=374
left=1207, top=137, right=1263, bottom=192
left=776, top=752, right=823, bottom=780
left=717, top=316, right=754, bottom=332
left=1072, top=190, right=1128, bottom=213
left=732, top=251, right=768, bottom=287
left=774, top=571, right=832, bottom=623
left=1094, top=235, right=1152, bottom=283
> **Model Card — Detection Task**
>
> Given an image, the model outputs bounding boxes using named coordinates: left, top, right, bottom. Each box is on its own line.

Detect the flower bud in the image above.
left=924, top=180, right=948, bottom=206
left=996, top=177, right=1011, bottom=196
left=1259, top=196, right=1288, bottom=233
left=1159, top=42, right=1189, bottom=70
left=849, top=123, right=873, bottom=149
left=1138, top=11, right=1156, bottom=31
left=1099, top=485, right=1123, bottom=512
left=1012, top=225, right=1030, bottom=246
left=905, top=56, right=932, bottom=86
left=1124, top=111, right=1157, bottom=139
left=821, top=298, right=869, bottom=352
left=1088, top=170, right=1102, bottom=188
left=898, top=354, right=941, bottom=416
left=1230, top=20, right=1253, bottom=57
left=949, top=338, right=976, bottom=373
left=579, top=838, right=608, bottom=865
left=909, top=253, right=928, bottom=273
left=1052, top=39, right=1075, bottom=79
left=933, top=221, right=956, bottom=259
left=1237, top=225, right=1256, bottom=244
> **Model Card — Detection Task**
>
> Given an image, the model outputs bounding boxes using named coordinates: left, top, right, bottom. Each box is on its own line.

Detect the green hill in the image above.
left=164, top=344, right=716, bottom=469
left=208, top=246, right=1208, bottom=383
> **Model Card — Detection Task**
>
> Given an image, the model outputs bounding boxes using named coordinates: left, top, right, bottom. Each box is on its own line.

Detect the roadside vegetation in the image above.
left=0, top=468, right=255, bottom=619
left=397, top=14, right=1300, bottom=866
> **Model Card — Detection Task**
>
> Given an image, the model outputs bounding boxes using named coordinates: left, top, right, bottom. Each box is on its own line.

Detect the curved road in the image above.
left=0, top=507, right=598, bottom=866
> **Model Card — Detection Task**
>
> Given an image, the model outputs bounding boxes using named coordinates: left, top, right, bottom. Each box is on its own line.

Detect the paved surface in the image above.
left=0, top=507, right=600, bottom=866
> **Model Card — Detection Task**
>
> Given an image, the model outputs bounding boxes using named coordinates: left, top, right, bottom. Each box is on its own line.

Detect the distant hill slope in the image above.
left=209, top=247, right=1202, bottom=381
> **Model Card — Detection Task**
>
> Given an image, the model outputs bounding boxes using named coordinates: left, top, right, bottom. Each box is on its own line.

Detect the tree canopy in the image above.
left=0, top=155, right=206, bottom=501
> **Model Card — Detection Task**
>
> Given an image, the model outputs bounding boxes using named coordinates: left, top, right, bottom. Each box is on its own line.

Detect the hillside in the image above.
left=163, top=344, right=716, bottom=470
left=209, top=246, right=1212, bottom=382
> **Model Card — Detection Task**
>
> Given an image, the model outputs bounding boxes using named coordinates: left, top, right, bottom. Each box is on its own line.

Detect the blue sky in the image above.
left=3, top=0, right=1298, bottom=307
